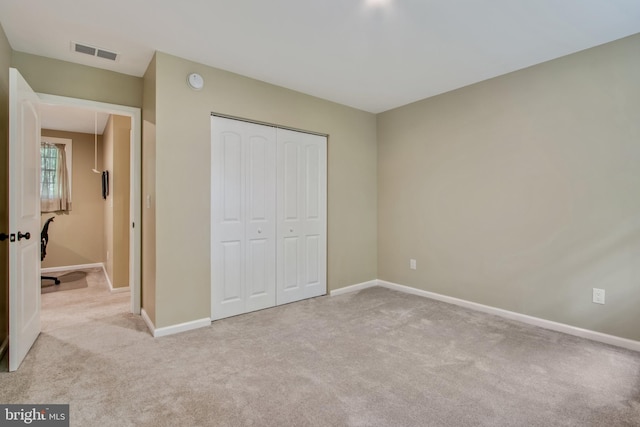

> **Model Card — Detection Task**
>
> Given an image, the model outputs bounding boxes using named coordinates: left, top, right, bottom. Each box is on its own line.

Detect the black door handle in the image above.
left=0, top=233, right=9, bottom=241
left=17, top=231, right=31, bottom=241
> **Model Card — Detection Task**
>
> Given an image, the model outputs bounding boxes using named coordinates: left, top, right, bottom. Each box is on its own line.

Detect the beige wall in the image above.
left=377, top=34, right=640, bottom=341
left=0, top=22, right=11, bottom=351
left=112, top=115, right=130, bottom=288
left=102, top=115, right=131, bottom=288
left=149, top=52, right=377, bottom=328
left=40, top=130, right=104, bottom=268
left=142, top=55, right=157, bottom=324
left=11, top=52, right=143, bottom=108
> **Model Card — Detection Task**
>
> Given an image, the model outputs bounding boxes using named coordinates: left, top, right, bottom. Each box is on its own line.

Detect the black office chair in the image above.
left=41, top=216, right=60, bottom=285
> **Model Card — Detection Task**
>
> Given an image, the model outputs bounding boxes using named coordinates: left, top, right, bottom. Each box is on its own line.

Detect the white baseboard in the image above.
left=41, top=263, right=103, bottom=273
left=140, top=308, right=155, bottom=336
left=99, top=264, right=130, bottom=294
left=0, top=336, right=8, bottom=360
left=141, top=309, right=211, bottom=338
left=332, top=278, right=640, bottom=353
left=100, top=264, right=115, bottom=292
left=329, top=280, right=378, bottom=296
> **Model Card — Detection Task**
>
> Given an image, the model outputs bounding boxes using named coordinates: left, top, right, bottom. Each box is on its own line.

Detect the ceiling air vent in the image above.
left=96, top=49, right=117, bottom=61
left=72, top=42, right=118, bottom=61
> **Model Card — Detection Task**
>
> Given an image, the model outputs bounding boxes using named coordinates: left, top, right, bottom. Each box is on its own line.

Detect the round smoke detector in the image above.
left=187, top=73, right=204, bottom=90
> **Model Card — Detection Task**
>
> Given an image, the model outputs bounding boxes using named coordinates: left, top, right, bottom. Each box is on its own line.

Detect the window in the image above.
left=40, top=136, right=72, bottom=212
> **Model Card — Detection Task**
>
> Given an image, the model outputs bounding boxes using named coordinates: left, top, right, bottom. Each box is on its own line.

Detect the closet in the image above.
left=211, top=115, right=327, bottom=320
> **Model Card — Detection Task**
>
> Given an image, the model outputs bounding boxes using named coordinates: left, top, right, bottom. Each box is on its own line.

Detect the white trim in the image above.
left=331, top=279, right=640, bottom=352
left=37, top=93, right=142, bottom=316
left=41, top=262, right=103, bottom=273
left=102, top=264, right=130, bottom=293
left=376, top=280, right=640, bottom=353
left=141, top=309, right=155, bottom=336
left=141, top=309, right=211, bottom=338
left=329, top=280, right=378, bottom=296
left=0, top=336, right=8, bottom=360
left=153, top=318, right=211, bottom=338
left=100, top=264, right=115, bottom=293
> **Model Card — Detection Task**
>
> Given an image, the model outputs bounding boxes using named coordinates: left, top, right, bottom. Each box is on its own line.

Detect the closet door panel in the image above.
left=301, top=138, right=326, bottom=294
left=212, top=117, right=276, bottom=320
left=247, top=136, right=268, bottom=221
left=246, top=238, right=268, bottom=296
left=222, top=241, right=243, bottom=303
left=245, top=131, right=276, bottom=312
left=277, top=129, right=327, bottom=305
left=305, top=144, right=320, bottom=220
left=212, top=123, right=246, bottom=319
left=283, top=236, right=299, bottom=290
left=277, top=133, right=301, bottom=301
left=283, top=141, right=300, bottom=221
left=305, top=235, right=320, bottom=285
left=223, top=133, right=242, bottom=223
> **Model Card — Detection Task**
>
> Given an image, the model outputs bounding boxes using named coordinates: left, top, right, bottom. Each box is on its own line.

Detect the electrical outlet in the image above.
left=593, top=288, right=605, bottom=305
left=410, top=259, right=417, bottom=270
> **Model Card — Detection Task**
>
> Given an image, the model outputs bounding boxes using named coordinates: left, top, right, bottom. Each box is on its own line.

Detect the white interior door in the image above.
left=276, top=129, right=327, bottom=305
left=211, top=117, right=277, bottom=320
left=8, top=68, right=41, bottom=371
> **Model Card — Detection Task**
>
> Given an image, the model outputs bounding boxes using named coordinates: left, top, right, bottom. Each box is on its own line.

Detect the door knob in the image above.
left=0, top=233, right=9, bottom=241
left=17, top=231, right=31, bottom=241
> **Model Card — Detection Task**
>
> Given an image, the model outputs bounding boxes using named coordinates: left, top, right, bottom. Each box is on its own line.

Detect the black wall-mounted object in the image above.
left=102, top=170, right=109, bottom=200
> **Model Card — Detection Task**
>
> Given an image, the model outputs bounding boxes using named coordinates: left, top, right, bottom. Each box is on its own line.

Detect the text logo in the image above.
left=0, top=405, right=69, bottom=427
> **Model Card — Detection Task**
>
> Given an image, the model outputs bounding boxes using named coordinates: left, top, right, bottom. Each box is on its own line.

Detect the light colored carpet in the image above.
left=1, top=271, right=639, bottom=426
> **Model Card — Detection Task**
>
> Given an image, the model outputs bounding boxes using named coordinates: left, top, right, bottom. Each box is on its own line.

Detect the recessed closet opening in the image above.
left=211, top=114, right=328, bottom=320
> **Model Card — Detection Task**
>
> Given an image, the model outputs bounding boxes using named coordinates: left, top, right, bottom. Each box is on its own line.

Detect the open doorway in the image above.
left=37, top=94, right=141, bottom=314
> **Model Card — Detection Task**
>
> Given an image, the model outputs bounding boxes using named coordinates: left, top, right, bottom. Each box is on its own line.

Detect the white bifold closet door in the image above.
left=276, top=128, right=327, bottom=305
left=211, top=116, right=327, bottom=320
left=211, top=117, right=277, bottom=320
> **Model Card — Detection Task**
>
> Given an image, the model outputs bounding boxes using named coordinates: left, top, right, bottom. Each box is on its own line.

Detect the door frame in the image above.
left=37, top=93, right=142, bottom=314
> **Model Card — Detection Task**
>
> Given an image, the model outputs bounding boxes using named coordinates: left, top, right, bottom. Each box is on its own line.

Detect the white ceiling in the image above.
left=39, top=104, right=109, bottom=135
left=1, top=0, right=640, bottom=113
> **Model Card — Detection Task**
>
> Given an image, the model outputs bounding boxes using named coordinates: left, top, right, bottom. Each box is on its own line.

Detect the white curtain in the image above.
left=41, top=143, right=72, bottom=212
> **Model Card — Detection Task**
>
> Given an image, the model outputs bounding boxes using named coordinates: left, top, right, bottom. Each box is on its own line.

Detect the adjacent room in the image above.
left=39, top=105, right=132, bottom=295
left=36, top=106, right=134, bottom=364
left=0, top=1, right=639, bottom=425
